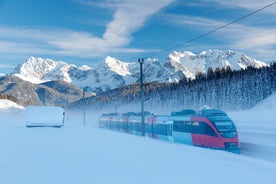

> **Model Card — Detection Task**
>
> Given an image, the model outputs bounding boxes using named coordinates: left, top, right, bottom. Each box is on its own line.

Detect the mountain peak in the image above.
left=13, top=56, right=71, bottom=83
left=103, top=56, right=131, bottom=76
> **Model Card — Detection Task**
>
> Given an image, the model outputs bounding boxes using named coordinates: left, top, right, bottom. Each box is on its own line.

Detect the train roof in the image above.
left=196, top=109, right=233, bottom=121
left=197, top=109, right=227, bottom=116
left=171, top=109, right=196, bottom=116
left=101, top=111, right=152, bottom=117
left=101, top=113, right=119, bottom=116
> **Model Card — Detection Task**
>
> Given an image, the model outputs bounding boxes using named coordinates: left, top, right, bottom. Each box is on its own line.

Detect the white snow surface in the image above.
left=0, top=99, right=25, bottom=112
left=0, top=95, right=276, bottom=184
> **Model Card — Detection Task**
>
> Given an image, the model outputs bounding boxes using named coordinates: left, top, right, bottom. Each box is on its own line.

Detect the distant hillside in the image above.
left=0, top=93, right=18, bottom=104
left=0, top=75, right=83, bottom=106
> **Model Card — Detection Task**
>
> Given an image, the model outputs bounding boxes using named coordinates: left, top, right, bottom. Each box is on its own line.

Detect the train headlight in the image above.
left=224, top=142, right=238, bottom=149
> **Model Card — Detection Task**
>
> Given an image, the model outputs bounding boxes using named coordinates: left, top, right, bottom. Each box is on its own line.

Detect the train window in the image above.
left=111, top=121, right=116, bottom=129
left=173, top=121, right=217, bottom=136
left=116, top=121, right=120, bottom=129
left=213, top=121, right=236, bottom=132
left=135, top=123, right=142, bottom=132
left=195, top=122, right=217, bottom=137
left=173, top=121, right=193, bottom=133
left=121, top=122, right=127, bottom=130
left=153, top=124, right=170, bottom=135
left=204, top=124, right=217, bottom=137
left=145, top=124, right=153, bottom=133
left=213, top=121, right=237, bottom=138
left=173, top=121, right=183, bottom=132
left=196, top=122, right=205, bottom=134
left=128, top=122, right=134, bottom=131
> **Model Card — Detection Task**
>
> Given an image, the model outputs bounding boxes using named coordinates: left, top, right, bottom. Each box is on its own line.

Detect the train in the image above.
left=98, top=108, right=240, bottom=153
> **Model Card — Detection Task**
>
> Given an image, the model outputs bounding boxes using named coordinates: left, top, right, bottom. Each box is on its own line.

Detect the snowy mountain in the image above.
left=165, top=50, right=268, bottom=79
left=13, top=57, right=76, bottom=83
left=11, top=50, right=268, bottom=92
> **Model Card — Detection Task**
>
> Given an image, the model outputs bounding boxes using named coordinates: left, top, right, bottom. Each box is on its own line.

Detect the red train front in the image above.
left=189, top=109, right=240, bottom=153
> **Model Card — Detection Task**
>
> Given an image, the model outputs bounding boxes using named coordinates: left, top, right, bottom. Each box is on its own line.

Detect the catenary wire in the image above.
left=143, top=1, right=276, bottom=60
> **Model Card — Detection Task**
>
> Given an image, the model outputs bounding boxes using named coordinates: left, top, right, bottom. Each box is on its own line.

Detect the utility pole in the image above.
left=138, top=58, right=145, bottom=136
left=82, top=87, right=86, bottom=126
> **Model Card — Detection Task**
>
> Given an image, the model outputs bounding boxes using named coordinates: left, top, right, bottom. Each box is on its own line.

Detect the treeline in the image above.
left=152, top=63, right=276, bottom=111
left=76, top=62, right=276, bottom=113
left=0, top=93, right=19, bottom=103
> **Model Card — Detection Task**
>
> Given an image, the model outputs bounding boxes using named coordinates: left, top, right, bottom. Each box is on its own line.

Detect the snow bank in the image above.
left=26, top=106, right=64, bottom=127
left=0, top=99, right=25, bottom=113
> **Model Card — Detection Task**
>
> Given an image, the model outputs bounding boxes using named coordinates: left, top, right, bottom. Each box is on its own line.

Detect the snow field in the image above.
left=0, top=97, right=276, bottom=184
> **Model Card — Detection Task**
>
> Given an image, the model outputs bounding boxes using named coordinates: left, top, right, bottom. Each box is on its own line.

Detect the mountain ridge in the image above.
left=11, top=49, right=268, bottom=93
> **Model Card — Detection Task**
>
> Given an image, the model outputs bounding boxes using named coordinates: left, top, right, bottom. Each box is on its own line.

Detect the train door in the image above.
left=190, top=121, right=201, bottom=146
left=172, top=120, right=193, bottom=145
left=202, top=123, right=220, bottom=148
left=167, top=120, right=173, bottom=142
left=191, top=121, right=219, bottom=148
left=153, top=116, right=172, bottom=141
left=146, top=115, right=155, bottom=138
left=123, top=116, right=129, bottom=133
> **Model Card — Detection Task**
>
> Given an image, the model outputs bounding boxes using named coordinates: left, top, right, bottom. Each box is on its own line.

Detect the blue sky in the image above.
left=0, top=0, right=276, bottom=73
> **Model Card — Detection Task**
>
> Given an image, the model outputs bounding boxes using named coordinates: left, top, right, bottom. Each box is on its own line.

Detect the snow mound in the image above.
left=0, top=99, right=25, bottom=112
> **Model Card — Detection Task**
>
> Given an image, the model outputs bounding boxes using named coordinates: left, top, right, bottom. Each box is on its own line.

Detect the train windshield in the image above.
left=213, top=121, right=237, bottom=138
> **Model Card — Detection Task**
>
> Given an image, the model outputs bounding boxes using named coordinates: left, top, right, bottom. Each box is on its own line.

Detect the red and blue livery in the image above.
left=99, top=109, right=240, bottom=153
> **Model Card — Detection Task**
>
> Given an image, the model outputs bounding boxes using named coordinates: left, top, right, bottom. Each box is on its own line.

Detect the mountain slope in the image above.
left=0, top=75, right=41, bottom=105
left=0, top=75, right=82, bottom=106
left=36, top=80, right=83, bottom=106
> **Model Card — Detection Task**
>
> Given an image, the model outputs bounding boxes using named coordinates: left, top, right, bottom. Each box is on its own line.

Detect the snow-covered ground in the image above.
left=0, top=96, right=276, bottom=184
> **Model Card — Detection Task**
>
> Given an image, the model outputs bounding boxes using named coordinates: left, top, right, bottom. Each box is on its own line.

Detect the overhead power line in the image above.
left=145, top=1, right=276, bottom=59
